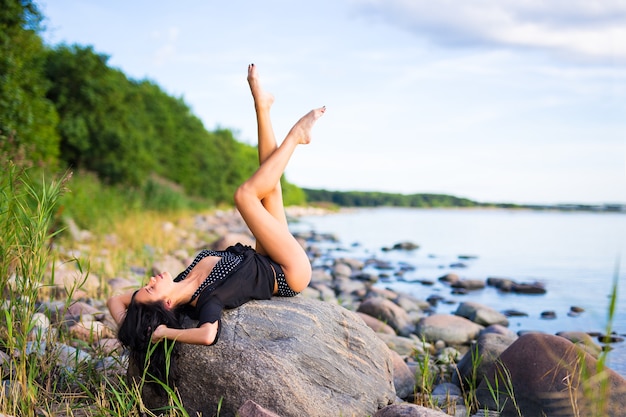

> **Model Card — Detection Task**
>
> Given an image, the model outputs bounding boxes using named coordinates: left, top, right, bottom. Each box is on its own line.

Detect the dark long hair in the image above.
left=117, top=291, right=185, bottom=393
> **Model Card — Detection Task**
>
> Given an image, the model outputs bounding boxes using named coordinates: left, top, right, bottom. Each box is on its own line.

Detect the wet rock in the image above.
left=556, top=331, right=602, bottom=357
left=540, top=310, right=557, bottom=319
left=502, top=309, right=528, bottom=317
left=486, top=277, right=515, bottom=291
left=438, top=273, right=460, bottom=285
left=389, top=241, right=420, bottom=251
left=511, top=281, right=546, bottom=294
left=451, top=279, right=485, bottom=290
left=599, top=333, right=625, bottom=344
left=455, top=301, right=509, bottom=327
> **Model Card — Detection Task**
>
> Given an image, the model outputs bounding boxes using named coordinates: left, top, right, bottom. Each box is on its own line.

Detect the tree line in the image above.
left=303, top=189, right=480, bottom=208
left=0, top=0, right=287, bottom=206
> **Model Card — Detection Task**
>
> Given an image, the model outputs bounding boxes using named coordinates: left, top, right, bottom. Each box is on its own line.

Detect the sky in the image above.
left=40, top=0, right=626, bottom=205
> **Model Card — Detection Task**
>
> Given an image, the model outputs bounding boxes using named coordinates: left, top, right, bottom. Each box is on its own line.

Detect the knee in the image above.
left=234, top=182, right=253, bottom=208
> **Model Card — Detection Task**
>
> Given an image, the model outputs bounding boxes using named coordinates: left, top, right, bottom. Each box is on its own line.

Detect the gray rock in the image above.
left=332, top=262, right=352, bottom=279
left=357, top=312, right=397, bottom=335
left=374, top=403, right=451, bottom=417
left=479, top=324, right=517, bottom=339
left=453, top=332, right=518, bottom=388
left=336, top=257, right=365, bottom=271
left=455, top=302, right=509, bottom=327
left=377, top=333, right=429, bottom=357
left=389, top=350, right=416, bottom=400
left=394, top=293, right=430, bottom=314
left=151, top=254, right=185, bottom=277
left=134, top=297, right=395, bottom=417
left=556, top=331, right=602, bottom=357
left=416, top=314, right=484, bottom=345
left=357, top=296, right=416, bottom=336
left=211, top=233, right=255, bottom=251
left=451, top=279, right=486, bottom=290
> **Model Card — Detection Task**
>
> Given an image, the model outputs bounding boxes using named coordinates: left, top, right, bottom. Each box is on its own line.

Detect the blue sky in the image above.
left=40, top=0, right=626, bottom=205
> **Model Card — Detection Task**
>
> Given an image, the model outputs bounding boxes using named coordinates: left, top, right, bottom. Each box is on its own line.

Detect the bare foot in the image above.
left=247, top=64, right=274, bottom=109
left=287, top=106, right=326, bottom=145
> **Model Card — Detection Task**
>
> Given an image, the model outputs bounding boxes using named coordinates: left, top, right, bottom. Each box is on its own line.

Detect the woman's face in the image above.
left=134, top=271, right=174, bottom=305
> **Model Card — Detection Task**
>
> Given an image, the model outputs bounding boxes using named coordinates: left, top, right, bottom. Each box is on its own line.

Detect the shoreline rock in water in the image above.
left=6, top=208, right=625, bottom=417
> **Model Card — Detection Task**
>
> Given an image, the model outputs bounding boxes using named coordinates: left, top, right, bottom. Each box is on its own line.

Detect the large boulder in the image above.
left=134, top=297, right=396, bottom=417
left=476, top=333, right=626, bottom=417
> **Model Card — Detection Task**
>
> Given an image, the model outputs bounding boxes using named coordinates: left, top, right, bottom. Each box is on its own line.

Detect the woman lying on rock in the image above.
left=107, top=64, right=324, bottom=384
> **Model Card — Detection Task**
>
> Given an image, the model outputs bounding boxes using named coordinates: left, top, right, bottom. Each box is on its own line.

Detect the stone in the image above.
left=134, top=297, right=395, bottom=417
left=390, top=350, right=416, bottom=400
left=211, top=233, right=255, bottom=251
left=450, top=279, right=486, bottom=290
left=151, top=255, right=185, bottom=277
left=374, top=403, right=451, bottom=417
left=377, top=333, right=429, bottom=357
left=556, top=331, right=602, bottom=357
left=511, top=281, right=546, bottom=294
left=476, top=333, right=626, bottom=417
left=357, top=296, right=416, bottom=336
left=438, top=273, right=460, bottom=285
left=52, top=261, right=100, bottom=293
left=357, top=312, right=397, bottom=335
left=415, top=314, right=484, bottom=345
left=454, top=302, right=509, bottom=327
left=453, top=332, right=518, bottom=388
left=332, top=262, right=352, bottom=279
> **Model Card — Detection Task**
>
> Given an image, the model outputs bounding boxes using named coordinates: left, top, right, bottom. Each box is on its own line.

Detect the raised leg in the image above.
left=247, top=64, right=287, bottom=256
left=234, top=106, right=325, bottom=292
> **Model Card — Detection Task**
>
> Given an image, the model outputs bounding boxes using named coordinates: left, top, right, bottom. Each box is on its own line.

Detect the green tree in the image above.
left=45, top=45, right=152, bottom=184
left=0, top=0, right=60, bottom=165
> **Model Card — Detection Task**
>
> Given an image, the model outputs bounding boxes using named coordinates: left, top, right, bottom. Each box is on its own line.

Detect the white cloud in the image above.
left=351, top=0, right=626, bottom=63
left=151, top=26, right=179, bottom=66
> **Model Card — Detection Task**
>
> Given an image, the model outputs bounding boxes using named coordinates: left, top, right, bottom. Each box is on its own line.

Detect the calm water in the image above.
left=293, top=207, right=626, bottom=376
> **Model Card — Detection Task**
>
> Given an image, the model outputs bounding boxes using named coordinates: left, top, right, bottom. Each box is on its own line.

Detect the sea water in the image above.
left=293, top=207, right=626, bottom=376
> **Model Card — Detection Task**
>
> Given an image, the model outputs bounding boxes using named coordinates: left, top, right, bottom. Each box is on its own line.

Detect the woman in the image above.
left=107, top=64, right=325, bottom=385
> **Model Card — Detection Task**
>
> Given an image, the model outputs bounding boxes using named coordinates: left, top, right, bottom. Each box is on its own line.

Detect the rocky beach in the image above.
left=3, top=207, right=626, bottom=417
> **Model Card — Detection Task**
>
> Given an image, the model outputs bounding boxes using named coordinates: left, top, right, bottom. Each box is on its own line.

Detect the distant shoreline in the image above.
left=301, top=187, right=626, bottom=214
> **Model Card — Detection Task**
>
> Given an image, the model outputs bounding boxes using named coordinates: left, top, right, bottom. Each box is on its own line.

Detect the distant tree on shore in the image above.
left=302, top=188, right=479, bottom=208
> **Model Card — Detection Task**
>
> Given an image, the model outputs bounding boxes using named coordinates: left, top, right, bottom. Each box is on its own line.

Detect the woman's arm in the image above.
left=107, top=290, right=134, bottom=326
left=151, top=321, right=219, bottom=345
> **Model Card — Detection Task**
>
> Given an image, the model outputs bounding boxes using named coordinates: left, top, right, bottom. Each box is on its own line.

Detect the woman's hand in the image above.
left=151, top=324, right=168, bottom=343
